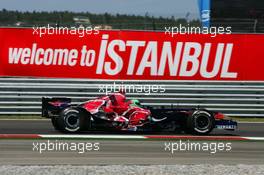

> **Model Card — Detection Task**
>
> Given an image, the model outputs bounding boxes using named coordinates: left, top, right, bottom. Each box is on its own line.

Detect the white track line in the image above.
left=39, top=135, right=146, bottom=139
left=40, top=135, right=264, bottom=141
left=1, top=134, right=264, bottom=141
left=242, top=137, right=264, bottom=141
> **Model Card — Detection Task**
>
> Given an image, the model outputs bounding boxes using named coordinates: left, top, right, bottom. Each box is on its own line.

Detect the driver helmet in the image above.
left=130, top=99, right=141, bottom=107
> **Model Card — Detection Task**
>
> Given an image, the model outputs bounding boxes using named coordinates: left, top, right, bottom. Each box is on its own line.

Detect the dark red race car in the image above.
left=41, top=93, right=237, bottom=135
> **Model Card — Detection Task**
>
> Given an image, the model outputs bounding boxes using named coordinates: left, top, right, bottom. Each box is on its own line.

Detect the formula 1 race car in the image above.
left=41, top=93, right=237, bottom=135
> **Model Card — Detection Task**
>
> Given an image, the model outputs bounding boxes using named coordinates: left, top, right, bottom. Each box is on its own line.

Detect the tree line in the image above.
left=0, top=9, right=201, bottom=30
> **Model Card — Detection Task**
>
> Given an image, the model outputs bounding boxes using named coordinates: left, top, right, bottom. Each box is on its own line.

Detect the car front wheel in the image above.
left=187, top=110, right=215, bottom=135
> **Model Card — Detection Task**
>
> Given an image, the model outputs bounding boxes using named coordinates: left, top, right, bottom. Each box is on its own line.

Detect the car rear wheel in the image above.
left=56, top=107, right=88, bottom=133
left=187, top=110, right=215, bottom=135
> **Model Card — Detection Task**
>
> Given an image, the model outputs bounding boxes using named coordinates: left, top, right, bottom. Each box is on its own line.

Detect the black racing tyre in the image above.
left=187, top=110, right=215, bottom=135
left=57, top=107, right=89, bottom=133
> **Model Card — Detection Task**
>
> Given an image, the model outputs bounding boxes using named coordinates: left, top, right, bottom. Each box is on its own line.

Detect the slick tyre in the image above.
left=187, top=110, right=215, bottom=135
left=57, top=107, right=87, bottom=133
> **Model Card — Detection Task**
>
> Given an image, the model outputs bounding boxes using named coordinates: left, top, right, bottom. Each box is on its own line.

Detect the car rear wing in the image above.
left=41, top=97, right=71, bottom=118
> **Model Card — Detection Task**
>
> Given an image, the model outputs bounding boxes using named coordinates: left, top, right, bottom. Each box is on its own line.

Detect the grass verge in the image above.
left=0, top=115, right=45, bottom=120
left=231, top=117, right=264, bottom=122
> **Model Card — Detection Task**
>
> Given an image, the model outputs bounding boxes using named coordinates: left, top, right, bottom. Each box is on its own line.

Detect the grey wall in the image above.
left=0, top=77, right=263, bottom=117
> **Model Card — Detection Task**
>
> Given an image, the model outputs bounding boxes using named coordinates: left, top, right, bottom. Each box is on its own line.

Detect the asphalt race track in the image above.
left=0, top=139, right=264, bottom=165
left=0, top=120, right=263, bottom=165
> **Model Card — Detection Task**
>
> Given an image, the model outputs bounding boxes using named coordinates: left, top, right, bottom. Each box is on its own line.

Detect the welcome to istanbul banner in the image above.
left=0, top=28, right=263, bottom=81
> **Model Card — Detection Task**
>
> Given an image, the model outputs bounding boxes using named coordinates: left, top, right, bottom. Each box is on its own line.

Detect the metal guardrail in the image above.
left=0, top=77, right=263, bottom=117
